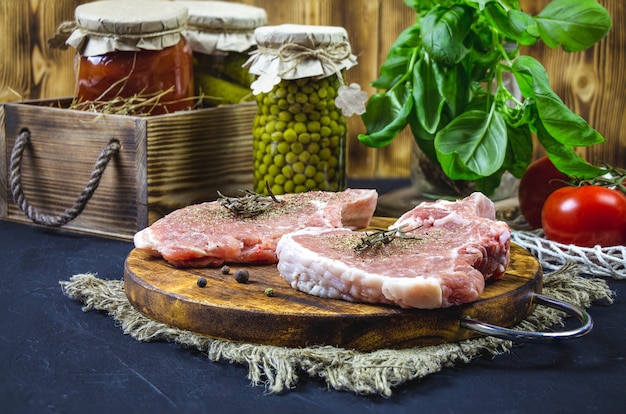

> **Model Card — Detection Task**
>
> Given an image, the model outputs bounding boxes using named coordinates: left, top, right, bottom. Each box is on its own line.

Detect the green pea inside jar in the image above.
left=253, top=75, right=346, bottom=194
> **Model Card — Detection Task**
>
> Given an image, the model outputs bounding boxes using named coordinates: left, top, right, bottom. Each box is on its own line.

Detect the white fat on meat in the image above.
left=277, top=228, right=445, bottom=308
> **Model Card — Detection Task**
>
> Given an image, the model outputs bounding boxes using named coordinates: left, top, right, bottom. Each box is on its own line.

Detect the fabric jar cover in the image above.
left=175, top=0, right=267, bottom=54
left=244, top=24, right=366, bottom=117
left=244, top=24, right=358, bottom=81
left=65, top=0, right=189, bottom=56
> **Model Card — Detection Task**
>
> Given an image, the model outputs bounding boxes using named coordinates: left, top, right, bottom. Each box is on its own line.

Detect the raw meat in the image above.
left=276, top=192, right=511, bottom=309
left=133, top=189, right=378, bottom=268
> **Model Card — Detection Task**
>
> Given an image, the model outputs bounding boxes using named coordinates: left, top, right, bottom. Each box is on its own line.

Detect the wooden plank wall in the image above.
left=1, top=0, right=624, bottom=179
left=0, top=0, right=89, bottom=102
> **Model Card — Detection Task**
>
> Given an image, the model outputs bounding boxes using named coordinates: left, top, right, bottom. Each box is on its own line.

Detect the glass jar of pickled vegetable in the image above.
left=63, top=0, right=194, bottom=115
left=245, top=24, right=366, bottom=195
left=175, top=1, right=266, bottom=107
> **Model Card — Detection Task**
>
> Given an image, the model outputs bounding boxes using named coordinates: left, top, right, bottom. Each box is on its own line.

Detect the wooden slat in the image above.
left=367, top=0, right=414, bottom=178
left=0, top=1, right=31, bottom=102
left=338, top=0, right=387, bottom=178
left=0, top=0, right=86, bottom=102
left=145, top=103, right=257, bottom=224
left=31, top=0, right=83, bottom=99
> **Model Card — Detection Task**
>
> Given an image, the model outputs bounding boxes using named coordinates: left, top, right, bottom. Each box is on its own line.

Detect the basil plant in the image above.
left=359, top=0, right=612, bottom=195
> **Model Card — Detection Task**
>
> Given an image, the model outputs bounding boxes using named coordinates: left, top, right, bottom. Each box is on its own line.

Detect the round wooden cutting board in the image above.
left=124, top=218, right=542, bottom=351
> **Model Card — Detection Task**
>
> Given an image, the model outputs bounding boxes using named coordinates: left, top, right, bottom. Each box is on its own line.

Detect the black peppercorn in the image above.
left=221, top=265, right=231, bottom=275
left=197, top=277, right=208, bottom=288
left=234, top=269, right=250, bottom=284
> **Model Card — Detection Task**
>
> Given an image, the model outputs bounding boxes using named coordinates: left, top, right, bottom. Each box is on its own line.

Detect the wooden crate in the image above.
left=1, top=99, right=256, bottom=240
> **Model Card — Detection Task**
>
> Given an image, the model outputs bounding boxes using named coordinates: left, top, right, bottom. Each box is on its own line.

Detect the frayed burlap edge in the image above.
left=59, top=265, right=613, bottom=397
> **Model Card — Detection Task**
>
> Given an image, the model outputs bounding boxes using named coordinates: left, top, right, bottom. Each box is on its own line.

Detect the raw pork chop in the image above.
left=134, top=189, right=378, bottom=268
left=276, top=192, right=511, bottom=309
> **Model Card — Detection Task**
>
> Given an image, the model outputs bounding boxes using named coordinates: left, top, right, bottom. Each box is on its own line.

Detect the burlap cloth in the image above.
left=60, top=241, right=614, bottom=397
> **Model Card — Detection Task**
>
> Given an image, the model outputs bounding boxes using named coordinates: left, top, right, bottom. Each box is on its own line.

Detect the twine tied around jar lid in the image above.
left=245, top=24, right=368, bottom=116
left=266, top=40, right=352, bottom=76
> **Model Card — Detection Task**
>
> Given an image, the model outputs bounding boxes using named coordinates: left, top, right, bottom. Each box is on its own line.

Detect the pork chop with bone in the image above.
left=276, top=192, right=511, bottom=309
left=134, top=189, right=378, bottom=268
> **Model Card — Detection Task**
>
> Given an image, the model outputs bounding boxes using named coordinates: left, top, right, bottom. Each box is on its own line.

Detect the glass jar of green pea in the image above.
left=245, top=24, right=359, bottom=195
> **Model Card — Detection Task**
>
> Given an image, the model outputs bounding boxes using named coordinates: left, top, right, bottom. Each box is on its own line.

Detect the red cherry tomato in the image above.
left=518, top=156, right=568, bottom=229
left=541, top=186, right=626, bottom=247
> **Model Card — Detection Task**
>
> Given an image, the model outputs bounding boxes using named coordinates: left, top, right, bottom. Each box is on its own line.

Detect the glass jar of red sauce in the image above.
left=65, top=0, right=194, bottom=115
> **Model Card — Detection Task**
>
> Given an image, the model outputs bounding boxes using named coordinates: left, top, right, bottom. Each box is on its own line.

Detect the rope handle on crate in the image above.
left=9, top=129, right=121, bottom=227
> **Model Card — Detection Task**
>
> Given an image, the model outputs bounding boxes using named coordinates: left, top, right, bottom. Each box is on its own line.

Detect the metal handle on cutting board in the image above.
left=460, top=293, right=593, bottom=343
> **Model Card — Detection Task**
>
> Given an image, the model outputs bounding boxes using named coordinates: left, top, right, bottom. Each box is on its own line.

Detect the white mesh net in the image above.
left=511, top=228, right=625, bottom=279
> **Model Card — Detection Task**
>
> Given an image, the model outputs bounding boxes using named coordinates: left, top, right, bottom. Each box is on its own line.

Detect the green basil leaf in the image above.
left=512, top=56, right=604, bottom=147
left=421, top=5, right=472, bottom=66
left=464, top=94, right=490, bottom=113
left=434, top=61, right=469, bottom=118
left=413, top=53, right=444, bottom=134
left=533, top=94, right=605, bottom=146
left=467, top=0, right=490, bottom=9
left=501, top=95, right=534, bottom=129
left=469, top=16, right=493, bottom=52
left=403, top=0, right=422, bottom=12
left=508, top=9, right=539, bottom=42
left=408, top=109, right=438, bottom=162
left=467, top=48, right=500, bottom=83
left=358, top=84, right=413, bottom=148
left=510, top=65, right=534, bottom=98
left=434, top=109, right=507, bottom=179
left=511, top=56, right=553, bottom=95
left=534, top=117, right=605, bottom=178
left=372, top=24, right=421, bottom=89
left=481, top=2, right=537, bottom=45
left=372, top=53, right=411, bottom=90
left=503, top=124, right=533, bottom=178
left=534, top=0, right=611, bottom=52
left=404, top=0, right=419, bottom=12
left=387, top=22, right=423, bottom=52
left=474, top=170, right=505, bottom=196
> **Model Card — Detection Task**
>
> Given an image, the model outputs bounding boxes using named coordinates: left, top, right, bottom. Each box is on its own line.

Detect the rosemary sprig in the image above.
left=217, top=183, right=281, bottom=218
left=355, top=224, right=422, bottom=252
